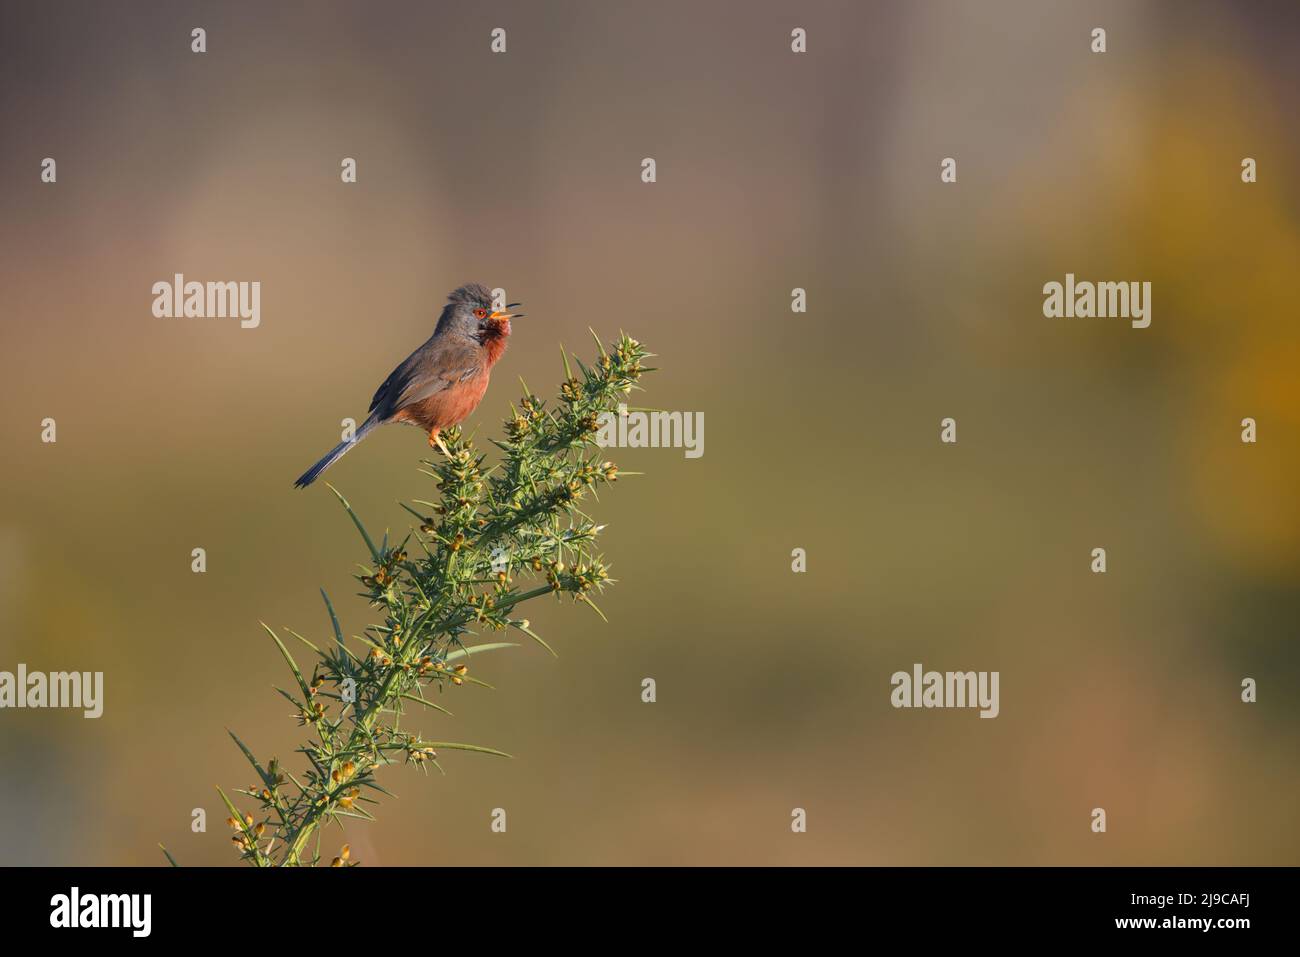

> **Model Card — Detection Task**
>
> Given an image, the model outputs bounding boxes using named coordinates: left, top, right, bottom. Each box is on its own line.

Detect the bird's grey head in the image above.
left=435, top=283, right=524, bottom=340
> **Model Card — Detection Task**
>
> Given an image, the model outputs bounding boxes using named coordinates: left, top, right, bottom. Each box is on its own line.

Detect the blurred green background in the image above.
left=1, top=0, right=1297, bottom=865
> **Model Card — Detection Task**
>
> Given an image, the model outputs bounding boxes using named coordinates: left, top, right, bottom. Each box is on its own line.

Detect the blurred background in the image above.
left=0, top=0, right=1297, bottom=865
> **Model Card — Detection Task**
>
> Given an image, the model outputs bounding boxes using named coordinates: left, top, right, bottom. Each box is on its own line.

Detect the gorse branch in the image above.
left=207, top=333, right=651, bottom=867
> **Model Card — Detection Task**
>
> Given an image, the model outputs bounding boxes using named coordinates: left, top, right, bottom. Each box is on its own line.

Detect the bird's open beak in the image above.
left=489, top=303, right=525, bottom=321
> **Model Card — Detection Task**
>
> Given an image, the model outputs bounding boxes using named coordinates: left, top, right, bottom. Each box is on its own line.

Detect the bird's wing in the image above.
left=369, top=338, right=483, bottom=419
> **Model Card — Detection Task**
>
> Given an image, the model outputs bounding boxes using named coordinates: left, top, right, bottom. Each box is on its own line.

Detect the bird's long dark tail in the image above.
left=293, top=416, right=380, bottom=488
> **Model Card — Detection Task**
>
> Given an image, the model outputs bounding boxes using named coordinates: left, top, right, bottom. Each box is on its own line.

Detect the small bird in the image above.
left=294, top=283, right=524, bottom=488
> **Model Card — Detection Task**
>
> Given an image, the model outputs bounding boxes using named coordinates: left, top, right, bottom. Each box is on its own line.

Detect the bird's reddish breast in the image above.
left=398, top=371, right=492, bottom=431
left=480, top=320, right=510, bottom=367
left=393, top=321, right=509, bottom=432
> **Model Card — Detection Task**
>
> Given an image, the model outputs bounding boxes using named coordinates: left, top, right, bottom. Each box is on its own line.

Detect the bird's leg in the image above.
left=428, top=428, right=450, bottom=456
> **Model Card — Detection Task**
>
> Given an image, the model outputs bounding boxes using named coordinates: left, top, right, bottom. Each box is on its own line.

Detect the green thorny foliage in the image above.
left=162, top=333, right=651, bottom=867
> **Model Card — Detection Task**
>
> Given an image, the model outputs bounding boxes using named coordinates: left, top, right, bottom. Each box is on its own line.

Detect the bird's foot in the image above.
left=428, top=431, right=450, bottom=456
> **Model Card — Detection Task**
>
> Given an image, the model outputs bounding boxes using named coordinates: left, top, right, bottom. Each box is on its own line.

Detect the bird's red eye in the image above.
left=474, top=308, right=488, bottom=319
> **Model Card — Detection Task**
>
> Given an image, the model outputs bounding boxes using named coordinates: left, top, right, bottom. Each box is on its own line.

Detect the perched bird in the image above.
left=293, top=283, right=524, bottom=488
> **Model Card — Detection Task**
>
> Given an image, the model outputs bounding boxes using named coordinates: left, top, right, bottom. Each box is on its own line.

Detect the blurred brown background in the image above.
left=1, top=0, right=1297, bottom=865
